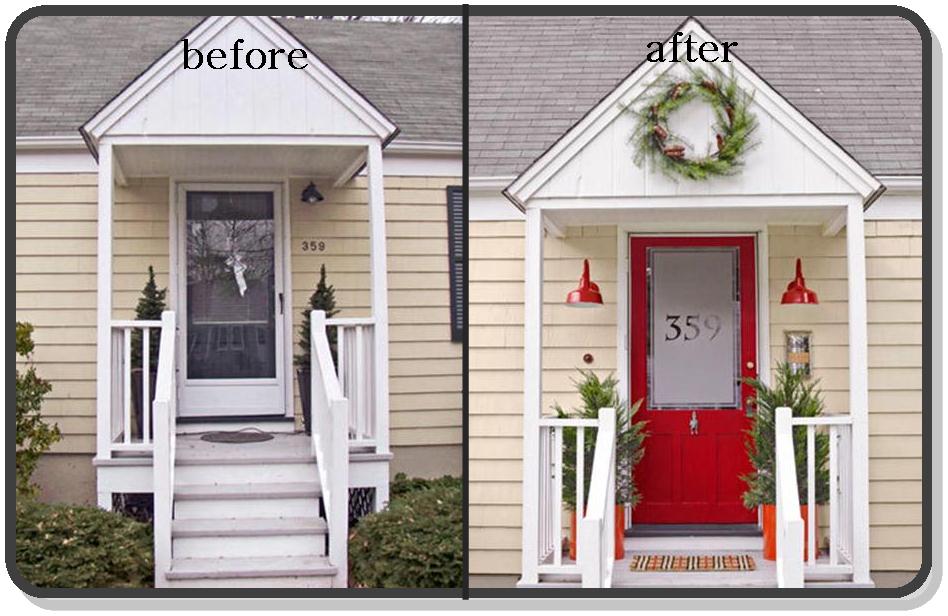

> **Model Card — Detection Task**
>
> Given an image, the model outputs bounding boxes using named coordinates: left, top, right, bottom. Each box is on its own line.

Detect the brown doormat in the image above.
left=629, top=554, right=756, bottom=572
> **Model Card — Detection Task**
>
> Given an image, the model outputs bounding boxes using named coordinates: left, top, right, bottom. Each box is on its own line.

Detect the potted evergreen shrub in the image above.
left=742, top=362, right=830, bottom=560
left=294, top=265, right=339, bottom=435
left=131, top=266, right=166, bottom=440
left=554, top=371, right=647, bottom=561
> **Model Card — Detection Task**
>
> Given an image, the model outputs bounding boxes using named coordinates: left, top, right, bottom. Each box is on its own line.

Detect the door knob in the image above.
left=746, top=361, right=755, bottom=370
left=689, top=411, right=699, bottom=436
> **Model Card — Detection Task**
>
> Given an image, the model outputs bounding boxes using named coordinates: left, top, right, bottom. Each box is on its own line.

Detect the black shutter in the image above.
left=446, top=186, right=465, bottom=343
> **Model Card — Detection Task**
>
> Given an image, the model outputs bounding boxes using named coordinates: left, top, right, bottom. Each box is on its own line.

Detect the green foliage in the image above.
left=349, top=475, right=462, bottom=588
left=630, top=67, right=758, bottom=181
left=15, top=500, right=153, bottom=588
left=741, top=363, right=830, bottom=508
left=294, top=264, right=340, bottom=368
left=131, top=266, right=167, bottom=370
left=15, top=322, right=59, bottom=498
left=553, top=371, right=648, bottom=509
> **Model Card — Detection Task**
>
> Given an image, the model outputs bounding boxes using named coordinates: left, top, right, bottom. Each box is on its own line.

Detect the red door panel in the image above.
left=630, top=236, right=757, bottom=525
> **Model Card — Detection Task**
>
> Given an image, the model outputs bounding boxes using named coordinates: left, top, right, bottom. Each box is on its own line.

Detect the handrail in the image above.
left=310, top=310, right=349, bottom=587
left=151, top=311, right=177, bottom=588
left=579, top=407, right=616, bottom=588
left=775, top=406, right=805, bottom=588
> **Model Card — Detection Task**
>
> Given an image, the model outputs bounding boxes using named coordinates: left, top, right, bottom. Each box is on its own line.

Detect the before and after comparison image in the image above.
left=6, top=3, right=939, bottom=612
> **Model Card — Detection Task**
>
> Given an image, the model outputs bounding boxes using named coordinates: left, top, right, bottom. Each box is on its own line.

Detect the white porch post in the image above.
left=846, top=198, right=872, bottom=585
left=366, top=141, right=391, bottom=507
left=95, top=142, right=114, bottom=487
left=521, top=207, right=543, bottom=584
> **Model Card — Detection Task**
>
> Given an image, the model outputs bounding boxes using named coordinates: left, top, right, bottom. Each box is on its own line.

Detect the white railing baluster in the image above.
left=576, top=426, right=585, bottom=565
left=552, top=426, right=563, bottom=567
left=829, top=425, right=839, bottom=566
left=142, top=327, right=150, bottom=445
left=122, top=327, right=132, bottom=444
left=806, top=425, right=816, bottom=566
left=355, top=325, right=364, bottom=441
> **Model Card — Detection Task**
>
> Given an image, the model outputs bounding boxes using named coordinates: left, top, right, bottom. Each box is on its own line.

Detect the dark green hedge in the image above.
left=349, top=474, right=461, bottom=588
left=15, top=500, right=154, bottom=588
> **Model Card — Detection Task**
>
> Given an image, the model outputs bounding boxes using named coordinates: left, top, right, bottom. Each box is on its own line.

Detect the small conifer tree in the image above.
left=131, top=266, right=167, bottom=370
left=295, top=265, right=340, bottom=368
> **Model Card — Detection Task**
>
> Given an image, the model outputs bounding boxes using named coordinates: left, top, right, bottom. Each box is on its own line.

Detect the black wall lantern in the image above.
left=301, top=182, right=324, bottom=204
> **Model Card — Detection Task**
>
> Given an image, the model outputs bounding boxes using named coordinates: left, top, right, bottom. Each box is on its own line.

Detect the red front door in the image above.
left=630, top=236, right=758, bottom=524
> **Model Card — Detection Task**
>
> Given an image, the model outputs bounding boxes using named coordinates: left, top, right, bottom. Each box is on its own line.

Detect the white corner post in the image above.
left=94, top=141, right=114, bottom=509
left=846, top=197, right=872, bottom=585
left=366, top=140, right=391, bottom=509
left=520, top=207, right=543, bottom=584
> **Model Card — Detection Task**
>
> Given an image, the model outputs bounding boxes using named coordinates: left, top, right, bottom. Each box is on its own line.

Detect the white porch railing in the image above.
left=580, top=407, right=616, bottom=589
left=106, top=319, right=165, bottom=455
left=326, top=317, right=382, bottom=450
left=150, top=311, right=177, bottom=588
left=776, top=407, right=856, bottom=588
left=310, top=310, right=350, bottom=587
left=534, top=409, right=615, bottom=587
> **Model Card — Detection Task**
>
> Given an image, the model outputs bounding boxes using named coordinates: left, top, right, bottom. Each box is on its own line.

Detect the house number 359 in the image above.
left=664, top=314, right=722, bottom=341
left=301, top=240, right=326, bottom=252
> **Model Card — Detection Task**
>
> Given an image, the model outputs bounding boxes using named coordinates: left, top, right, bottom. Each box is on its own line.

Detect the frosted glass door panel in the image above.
left=648, top=247, right=740, bottom=409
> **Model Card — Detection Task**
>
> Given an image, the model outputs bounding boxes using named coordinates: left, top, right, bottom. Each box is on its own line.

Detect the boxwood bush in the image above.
left=15, top=500, right=154, bottom=588
left=349, top=473, right=461, bottom=588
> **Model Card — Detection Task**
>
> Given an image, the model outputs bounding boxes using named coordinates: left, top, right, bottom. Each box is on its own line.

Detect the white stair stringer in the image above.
left=163, top=434, right=338, bottom=588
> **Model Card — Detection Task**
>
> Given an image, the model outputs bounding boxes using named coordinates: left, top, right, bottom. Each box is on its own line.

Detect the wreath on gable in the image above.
left=631, top=69, right=758, bottom=181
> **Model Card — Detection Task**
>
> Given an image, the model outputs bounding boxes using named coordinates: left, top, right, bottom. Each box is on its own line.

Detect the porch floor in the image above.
left=612, top=535, right=776, bottom=588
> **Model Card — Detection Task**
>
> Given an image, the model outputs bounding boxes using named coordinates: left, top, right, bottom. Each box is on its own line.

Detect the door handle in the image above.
left=278, top=292, right=284, bottom=315
left=689, top=411, right=699, bottom=436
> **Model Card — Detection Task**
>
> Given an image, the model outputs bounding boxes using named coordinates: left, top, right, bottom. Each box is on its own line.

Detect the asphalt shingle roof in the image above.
left=15, top=16, right=461, bottom=143
left=470, top=15, right=923, bottom=177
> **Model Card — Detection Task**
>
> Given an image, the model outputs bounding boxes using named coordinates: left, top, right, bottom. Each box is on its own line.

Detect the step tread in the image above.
left=175, top=433, right=312, bottom=463
left=174, top=481, right=321, bottom=500
left=166, top=555, right=335, bottom=580
left=172, top=517, right=327, bottom=537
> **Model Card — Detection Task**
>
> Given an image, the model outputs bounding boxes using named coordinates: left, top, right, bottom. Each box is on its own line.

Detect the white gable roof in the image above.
left=504, top=18, right=883, bottom=210
left=81, top=16, right=398, bottom=154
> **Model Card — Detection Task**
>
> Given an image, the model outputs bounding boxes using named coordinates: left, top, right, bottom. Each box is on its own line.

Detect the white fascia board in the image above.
left=81, top=16, right=397, bottom=152
left=386, top=140, right=461, bottom=154
left=506, top=17, right=882, bottom=208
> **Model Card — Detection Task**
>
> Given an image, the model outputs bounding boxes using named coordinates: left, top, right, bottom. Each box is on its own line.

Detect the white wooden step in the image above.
left=174, top=481, right=321, bottom=500
left=175, top=461, right=317, bottom=485
left=166, top=555, right=336, bottom=588
left=173, top=532, right=326, bottom=559
left=172, top=517, right=327, bottom=537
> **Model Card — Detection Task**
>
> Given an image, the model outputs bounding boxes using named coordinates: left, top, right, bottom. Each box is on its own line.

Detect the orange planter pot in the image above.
left=569, top=505, right=626, bottom=561
left=761, top=503, right=817, bottom=561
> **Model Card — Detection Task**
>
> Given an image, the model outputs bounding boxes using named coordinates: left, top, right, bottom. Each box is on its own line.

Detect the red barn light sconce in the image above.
left=566, top=259, right=603, bottom=307
left=781, top=258, right=819, bottom=305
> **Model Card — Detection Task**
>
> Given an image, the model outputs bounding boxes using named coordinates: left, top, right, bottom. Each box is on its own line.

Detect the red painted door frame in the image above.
left=630, top=235, right=758, bottom=525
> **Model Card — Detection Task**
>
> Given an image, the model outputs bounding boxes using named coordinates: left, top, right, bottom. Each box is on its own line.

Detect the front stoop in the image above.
left=163, top=433, right=337, bottom=588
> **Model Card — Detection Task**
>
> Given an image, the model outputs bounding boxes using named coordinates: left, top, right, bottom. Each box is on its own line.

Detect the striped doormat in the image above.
left=629, top=554, right=756, bottom=572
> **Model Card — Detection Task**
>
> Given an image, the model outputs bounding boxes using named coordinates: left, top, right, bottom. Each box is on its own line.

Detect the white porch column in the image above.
left=366, top=141, right=391, bottom=469
left=95, top=142, right=114, bottom=475
left=520, top=207, right=543, bottom=584
left=846, top=198, right=872, bottom=585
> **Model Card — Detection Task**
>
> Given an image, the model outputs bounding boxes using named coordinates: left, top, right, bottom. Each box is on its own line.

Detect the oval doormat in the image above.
left=200, top=429, right=274, bottom=444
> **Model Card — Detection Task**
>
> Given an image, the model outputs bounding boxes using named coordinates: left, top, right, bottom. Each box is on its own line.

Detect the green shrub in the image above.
left=15, top=322, right=59, bottom=497
left=349, top=475, right=461, bottom=588
left=15, top=500, right=154, bottom=588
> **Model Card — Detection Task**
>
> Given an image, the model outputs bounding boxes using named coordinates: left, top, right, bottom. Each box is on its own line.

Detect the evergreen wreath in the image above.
left=631, top=68, right=758, bottom=181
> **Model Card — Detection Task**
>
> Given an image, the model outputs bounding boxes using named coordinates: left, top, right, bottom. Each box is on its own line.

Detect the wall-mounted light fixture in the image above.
left=301, top=182, right=324, bottom=204
left=781, top=258, right=819, bottom=305
left=785, top=331, right=812, bottom=378
left=565, top=259, right=603, bottom=307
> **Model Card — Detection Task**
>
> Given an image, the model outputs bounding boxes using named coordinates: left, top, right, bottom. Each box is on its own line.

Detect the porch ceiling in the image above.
left=543, top=205, right=844, bottom=230
left=114, top=143, right=364, bottom=181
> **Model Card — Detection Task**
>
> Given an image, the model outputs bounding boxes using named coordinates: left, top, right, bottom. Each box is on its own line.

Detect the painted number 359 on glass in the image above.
left=664, top=313, right=722, bottom=342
